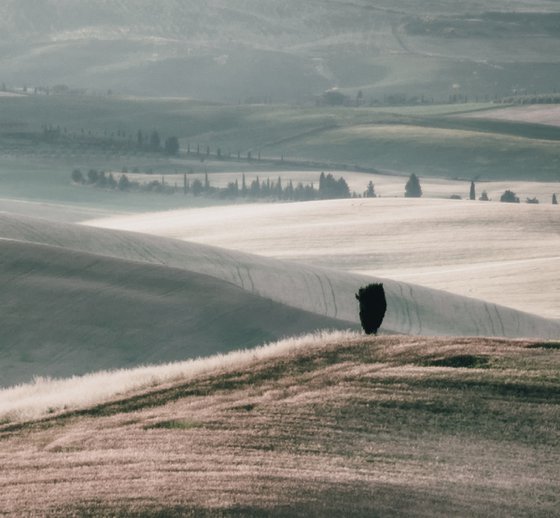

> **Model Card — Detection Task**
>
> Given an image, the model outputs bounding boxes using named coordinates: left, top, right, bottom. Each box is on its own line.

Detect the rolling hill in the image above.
left=0, top=238, right=353, bottom=388
left=1, top=211, right=559, bottom=387
left=1, top=332, right=559, bottom=516
left=86, top=197, right=560, bottom=319
left=1, top=1, right=560, bottom=101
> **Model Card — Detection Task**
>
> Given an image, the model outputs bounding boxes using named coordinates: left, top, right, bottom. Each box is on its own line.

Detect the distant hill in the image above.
left=1, top=211, right=559, bottom=386
left=1, top=0, right=560, bottom=101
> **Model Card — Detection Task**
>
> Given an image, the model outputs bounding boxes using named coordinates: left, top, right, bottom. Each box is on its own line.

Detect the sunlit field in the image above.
left=462, top=104, right=560, bottom=127
left=87, top=197, right=560, bottom=320
left=1, top=332, right=558, bottom=516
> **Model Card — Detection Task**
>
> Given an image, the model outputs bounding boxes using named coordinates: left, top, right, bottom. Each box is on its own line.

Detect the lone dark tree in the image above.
left=404, top=173, right=422, bottom=198
left=553, top=193, right=558, bottom=205
left=479, top=190, right=489, bottom=201
left=469, top=181, right=476, bottom=200
left=355, top=283, right=387, bottom=335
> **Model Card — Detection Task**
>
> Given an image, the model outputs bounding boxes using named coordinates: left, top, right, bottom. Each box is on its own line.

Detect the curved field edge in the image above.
left=0, top=333, right=559, bottom=517
left=2, top=212, right=559, bottom=340
left=0, top=237, right=354, bottom=388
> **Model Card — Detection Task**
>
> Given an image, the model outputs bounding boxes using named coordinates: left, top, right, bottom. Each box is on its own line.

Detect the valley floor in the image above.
left=1, top=334, right=558, bottom=516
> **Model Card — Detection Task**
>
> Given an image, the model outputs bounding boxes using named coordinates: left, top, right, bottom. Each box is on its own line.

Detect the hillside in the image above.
left=87, top=198, right=560, bottom=320
left=0, top=238, right=353, bottom=388
left=1, top=1, right=560, bottom=101
left=2, top=95, right=560, bottom=183
left=1, top=211, right=559, bottom=388
left=1, top=333, right=559, bottom=516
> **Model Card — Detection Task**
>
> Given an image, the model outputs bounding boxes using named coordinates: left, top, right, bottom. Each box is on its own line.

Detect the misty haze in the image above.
left=0, top=1, right=559, bottom=516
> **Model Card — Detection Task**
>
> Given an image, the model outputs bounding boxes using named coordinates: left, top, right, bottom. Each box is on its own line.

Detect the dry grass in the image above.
left=0, top=331, right=356, bottom=424
left=1, top=333, right=559, bottom=516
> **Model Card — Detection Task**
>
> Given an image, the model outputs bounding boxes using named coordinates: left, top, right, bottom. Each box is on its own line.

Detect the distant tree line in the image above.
left=405, top=175, right=558, bottom=205
left=36, top=124, right=181, bottom=156
left=498, top=93, right=560, bottom=105
left=72, top=168, right=558, bottom=206
left=71, top=169, right=360, bottom=202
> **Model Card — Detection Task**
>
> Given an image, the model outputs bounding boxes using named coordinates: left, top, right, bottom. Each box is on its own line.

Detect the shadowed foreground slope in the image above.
left=0, top=334, right=558, bottom=517
left=0, top=239, right=354, bottom=388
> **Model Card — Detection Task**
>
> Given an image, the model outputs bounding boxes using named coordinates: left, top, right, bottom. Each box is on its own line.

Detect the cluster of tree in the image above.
left=319, top=89, right=438, bottom=107
left=500, top=190, right=520, bottom=203
left=35, top=123, right=181, bottom=156
left=498, top=190, right=558, bottom=204
left=184, top=144, right=264, bottom=163
left=71, top=169, right=176, bottom=194
left=71, top=169, right=356, bottom=201
left=408, top=178, right=559, bottom=205
left=136, top=130, right=179, bottom=155
left=498, top=93, right=560, bottom=105
left=217, top=172, right=351, bottom=201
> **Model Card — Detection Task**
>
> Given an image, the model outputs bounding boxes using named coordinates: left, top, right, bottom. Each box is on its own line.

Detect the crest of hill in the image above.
left=1, top=212, right=559, bottom=356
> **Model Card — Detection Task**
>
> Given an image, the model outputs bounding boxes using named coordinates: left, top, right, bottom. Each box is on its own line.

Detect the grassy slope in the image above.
left=1, top=333, right=558, bottom=516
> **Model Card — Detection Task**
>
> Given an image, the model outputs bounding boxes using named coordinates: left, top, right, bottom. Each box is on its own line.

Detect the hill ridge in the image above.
left=2, top=211, right=559, bottom=340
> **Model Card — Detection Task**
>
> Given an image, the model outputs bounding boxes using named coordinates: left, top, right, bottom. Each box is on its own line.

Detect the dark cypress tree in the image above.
left=364, top=181, right=376, bottom=198
left=250, top=176, right=261, bottom=197
left=553, top=193, right=558, bottom=205
left=285, top=180, right=294, bottom=200
left=469, top=181, right=476, bottom=200
left=276, top=176, right=283, bottom=199
left=355, top=284, right=387, bottom=335
left=404, top=174, right=422, bottom=198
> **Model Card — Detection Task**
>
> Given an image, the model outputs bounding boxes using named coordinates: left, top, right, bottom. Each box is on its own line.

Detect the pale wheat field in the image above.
left=87, top=197, right=560, bottom=319
left=462, top=104, right=560, bottom=127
